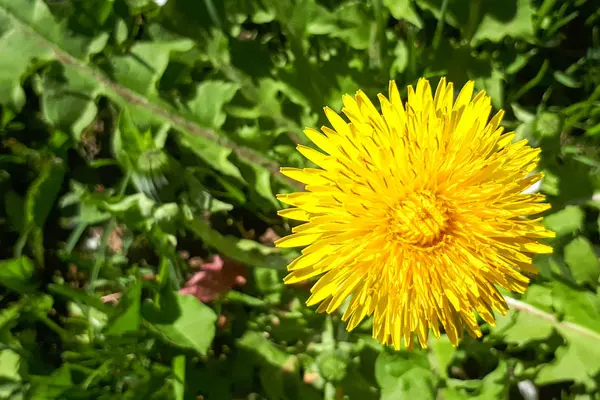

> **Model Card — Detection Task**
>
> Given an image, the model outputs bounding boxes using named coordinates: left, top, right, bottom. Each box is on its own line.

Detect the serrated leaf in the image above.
left=428, top=336, right=455, bottom=379
left=305, top=3, right=337, bottom=35
left=493, top=310, right=554, bottom=344
left=471, top=0, right=535, bottom=44
left=186, top=81, right=240, bottom=130
left=109, top=39, right=194, bottom=98
left=142, top=290, right=217, bottom=355
left=37, top=63, right=104, bottom=141
left=4, top=0, right=280, bottom=190
left=493, top=284, right=555, bottom=344
left=536, top=328, right=600, bottom=387
left=543, top=206, right=584, bottom=238
left=375, top=351, right=437, bottom=400
left=550, top=281, right=600, bottom=335
left=564, top=236, right=600, bottom=287
left=177, top=132, right=244, bottom=181
left=330, top=2, right=372, bottom=50
left=0, top=0, right=108, bottom=109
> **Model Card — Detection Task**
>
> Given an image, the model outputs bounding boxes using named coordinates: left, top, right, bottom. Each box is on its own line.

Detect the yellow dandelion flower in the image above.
left=275, top=78, right=555, bottom=350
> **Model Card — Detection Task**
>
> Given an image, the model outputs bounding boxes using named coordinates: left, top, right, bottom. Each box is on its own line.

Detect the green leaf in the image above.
left=0, top=301, right=23, bottom=331
left=183, top=172, right=234, bottom=213
left=330, top=2, right=372, bottom=50
left=536, top=328, right=600, bottom=387
left=25, top=157, right=65, bottom=229
left=36, top=64, right=104, bottom=141
left=177, top=132, right=244, bottom=181
left=472, top=361, right=508, bottom=399
left=239, top=160, right=279, bottom=210
left=0, top=256, right=35, bottom=293
left=254, top=268, right=284, bottom=294
left=142, top=291, right=217, bottom=355
left=108, top=39, right=194, bottom=99
left=48, top=283, right=113, bottom=314
left=0, top=0, right=108, bottom=110
left=0, top=349, right=21, bottom=398
left=564, top=236, right=600, bottom=287
left=428, top=336, right=455, bottom=379
left=375, top=350, right=438, bottom=400
left=105, top=278, right=142, bottom=335
left=186, top=218, right=293, bottom=269
left=186, top=81, right=240, bottom=130
left=153, top=203, right=181, bottom=235
left=4, top=0, right=280, bottom=189
left=471, top=0, right=535, bottom=44
left=237, top=330, right=296, bottom=400
left=493, top=309, right=554, bottom=345
left=391, top=40, right=409, bottom=76
left=4, top=190, right=24, bottom=233
left=101, top=193, right=155, bottom=230
left=223, top=291, right=266, bottom=307
left=543, top=206, right=584, bottom=238
left=238, top=331, right=294, bottom=369
left=113, top=108, right=153, bottom=169
left=305, top=3, right=337, bottom=35
left=417, top=0, right=534, bottom=44
left=28, top=364, right=73, bottom=399
left=172, top=355, right=185, bottom=400
left=25, top=293, right=54, bottom=316
left=553, top=71, right=581, bottom=88
left=511, top=103, right=536, bottom=123
left=492, top=284, right=555, bottom=344
left=383, top=0, right=423, bottom=28
left=550, top=281, right=600, bottom=335
left=22, top=157, right=65, bottom=265
left=59, top=181, right=111, bottom=226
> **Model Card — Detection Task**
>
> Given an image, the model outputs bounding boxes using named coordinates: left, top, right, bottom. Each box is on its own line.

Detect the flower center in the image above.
left=389, top=191, right=449, bottom=247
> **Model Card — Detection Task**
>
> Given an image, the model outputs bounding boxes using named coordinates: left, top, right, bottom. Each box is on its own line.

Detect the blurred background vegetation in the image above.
left=0, top=0, right=599, bottom=398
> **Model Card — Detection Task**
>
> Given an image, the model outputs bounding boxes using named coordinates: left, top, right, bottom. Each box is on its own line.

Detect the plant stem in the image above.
left=504, top=296, right=600, bottom=341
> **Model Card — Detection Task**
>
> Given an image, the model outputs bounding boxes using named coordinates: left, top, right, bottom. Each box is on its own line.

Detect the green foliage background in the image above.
left=0, top=0, right=599, bottom=398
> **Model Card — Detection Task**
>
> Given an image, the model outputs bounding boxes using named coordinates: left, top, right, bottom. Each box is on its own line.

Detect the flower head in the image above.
left=275, top=78, right=555, bottom=350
